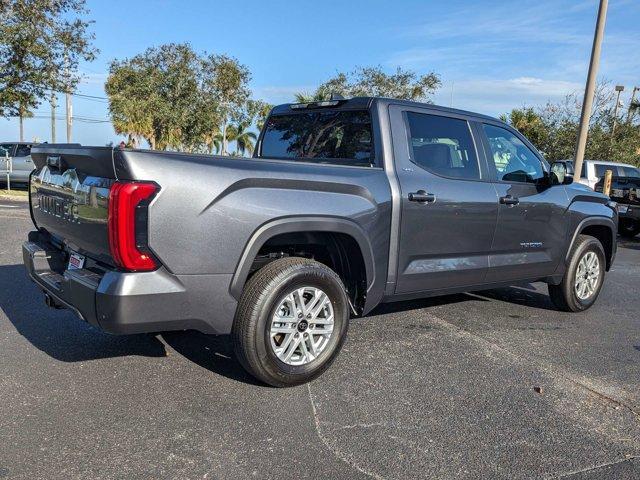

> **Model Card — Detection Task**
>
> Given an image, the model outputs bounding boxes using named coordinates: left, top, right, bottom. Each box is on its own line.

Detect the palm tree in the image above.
left=210, top=130, right=223, bottom=154
left=294, top=91, right=329, bottom=103
left=224, top=121, right=257, bottom=156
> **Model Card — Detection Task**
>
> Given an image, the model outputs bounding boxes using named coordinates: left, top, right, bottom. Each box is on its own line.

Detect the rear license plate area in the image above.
left=67, top=252, right=85, bottom=270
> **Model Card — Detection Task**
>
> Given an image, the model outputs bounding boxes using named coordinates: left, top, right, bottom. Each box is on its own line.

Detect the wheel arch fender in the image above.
left=565, top=216, right=617, bottom=270
left=229, top=216, right=376, bottom=300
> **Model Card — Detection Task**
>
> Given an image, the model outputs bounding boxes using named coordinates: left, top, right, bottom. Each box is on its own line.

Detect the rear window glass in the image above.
left=619, top=166, right=640, bottom=177
left=594, top=164, right=615, bottom=178
left=259, top=110, right=374, bottom=167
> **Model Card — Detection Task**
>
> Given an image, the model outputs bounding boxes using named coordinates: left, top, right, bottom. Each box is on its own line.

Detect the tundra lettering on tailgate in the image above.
left=36, top=193, right=81, bottom=224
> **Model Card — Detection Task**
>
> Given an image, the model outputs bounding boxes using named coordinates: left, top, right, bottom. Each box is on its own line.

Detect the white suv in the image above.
left=567, top=159, right=640, bottom=190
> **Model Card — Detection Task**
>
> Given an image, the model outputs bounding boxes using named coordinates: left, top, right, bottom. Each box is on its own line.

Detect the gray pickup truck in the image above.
left=23, top=97, right=617, bottom=386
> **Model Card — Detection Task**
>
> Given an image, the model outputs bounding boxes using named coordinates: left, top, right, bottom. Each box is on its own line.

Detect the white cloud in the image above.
left=433, top=77, right=583, bottom=116
left=393, top=2, right=640, bottom=82
left=251, top=85, right=315, bottom=104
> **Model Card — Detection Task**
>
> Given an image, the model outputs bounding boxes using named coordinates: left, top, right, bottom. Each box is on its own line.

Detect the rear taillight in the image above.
left=108, top=181, right=159, bottom=271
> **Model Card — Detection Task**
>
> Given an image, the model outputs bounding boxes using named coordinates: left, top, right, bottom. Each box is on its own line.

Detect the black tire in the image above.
left=548, top=235, right=606, bottom=312
left=232, top=257, right=349, bottom=387
left=619, top=219, right=640, bottom=239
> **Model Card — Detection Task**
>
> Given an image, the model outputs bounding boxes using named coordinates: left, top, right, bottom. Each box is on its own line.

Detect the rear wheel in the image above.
left=232, top=257, right=349, bottom=387
left=549, top=235, right=606, bottom=312
left=619, top=219, right=640, bottom=239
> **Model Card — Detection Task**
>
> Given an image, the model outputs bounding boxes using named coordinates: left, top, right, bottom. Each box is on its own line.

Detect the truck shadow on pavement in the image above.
left=2, top=262, right=555, bottom=384
left=0, top=264, right=167, bottom=362
left=159, top=331, right=264, bottom=386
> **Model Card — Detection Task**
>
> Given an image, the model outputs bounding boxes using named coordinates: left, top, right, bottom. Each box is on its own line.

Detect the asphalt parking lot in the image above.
left=0, top=196, right=638, bottom=480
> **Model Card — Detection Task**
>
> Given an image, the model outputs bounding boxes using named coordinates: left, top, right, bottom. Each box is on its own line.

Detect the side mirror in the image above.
left=550, top=161, right=573, bottom=185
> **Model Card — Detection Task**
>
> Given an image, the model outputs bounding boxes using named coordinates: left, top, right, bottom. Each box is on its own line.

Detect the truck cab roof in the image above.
left=270, top=96, right=502, bottom=124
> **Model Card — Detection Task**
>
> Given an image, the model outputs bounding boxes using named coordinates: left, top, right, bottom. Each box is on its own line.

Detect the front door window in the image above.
left=483, top=124, right=544, bottom=184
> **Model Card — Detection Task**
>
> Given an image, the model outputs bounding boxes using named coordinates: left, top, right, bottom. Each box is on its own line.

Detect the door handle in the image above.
left=408, top=190, right=436, bottom=204
left=499, top=195, right=520, bottom=206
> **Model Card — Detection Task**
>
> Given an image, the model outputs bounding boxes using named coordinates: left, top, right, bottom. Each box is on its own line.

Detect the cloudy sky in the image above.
left=1, top=0, right=638, bottom=145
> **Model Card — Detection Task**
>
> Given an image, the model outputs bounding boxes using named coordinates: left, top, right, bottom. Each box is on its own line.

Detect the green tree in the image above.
left=106, top=44, right=269, bottom=154
left=244, top=99, right=273, bottom=132
left=105, top=43, right=201, bottom=150
left=502, top=83, right=640, bottom=166
left=0, top=0, right=97, bottom=140
left=499, top=107, right=548, bottom=150
left=296, top=66, right=441, bottom=103
left=200, top=54, right=250, bottom=155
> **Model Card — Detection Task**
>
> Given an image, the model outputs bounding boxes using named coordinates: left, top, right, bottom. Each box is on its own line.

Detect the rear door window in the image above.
left=15, top=144, right=31, bottom=157
left=405, top=112, right=480, bottom=180
left=259, top=110, right=374, bottom=167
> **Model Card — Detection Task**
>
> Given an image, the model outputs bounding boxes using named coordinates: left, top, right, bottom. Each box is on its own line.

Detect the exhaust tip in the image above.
left=44, top=293, right=63, bottom=309
left=44, top=293, right=54, bottom=308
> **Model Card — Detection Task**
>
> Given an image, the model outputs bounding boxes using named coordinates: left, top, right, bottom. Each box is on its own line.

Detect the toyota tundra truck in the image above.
left=23, top=97, right=617, bottom=386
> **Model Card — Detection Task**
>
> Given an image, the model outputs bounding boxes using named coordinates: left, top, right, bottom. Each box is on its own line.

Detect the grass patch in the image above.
left=0, top=189, right=28, bottom=198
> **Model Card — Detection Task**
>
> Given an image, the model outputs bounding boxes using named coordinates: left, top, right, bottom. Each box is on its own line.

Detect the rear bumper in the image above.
left=23, top=232, right=237, bottom=335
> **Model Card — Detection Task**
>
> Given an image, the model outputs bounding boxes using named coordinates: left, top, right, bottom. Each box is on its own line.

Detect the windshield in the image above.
left=0, top=143, right=14, bottom=157
left=259, top=110, right=374, bottom=167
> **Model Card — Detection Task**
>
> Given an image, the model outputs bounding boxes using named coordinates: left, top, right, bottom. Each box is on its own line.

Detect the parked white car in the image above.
left=566, top=159, right=640, bottom=190
left=0, top=142, right=35, bottom=184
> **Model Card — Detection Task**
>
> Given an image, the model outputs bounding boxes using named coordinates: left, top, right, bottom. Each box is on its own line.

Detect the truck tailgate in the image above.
left=29, top=146, right=117, bottom=266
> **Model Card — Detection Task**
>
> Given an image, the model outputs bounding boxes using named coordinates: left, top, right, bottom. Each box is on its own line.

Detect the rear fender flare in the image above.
left=229, top=216, right=375, bottom=300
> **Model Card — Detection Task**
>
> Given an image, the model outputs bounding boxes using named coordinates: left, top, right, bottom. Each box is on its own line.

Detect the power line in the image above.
left=47, top=88, right=109, bottom=102
left=10, top=113, right=112, bottom=124
left=71, top=92, right=109, bottom=102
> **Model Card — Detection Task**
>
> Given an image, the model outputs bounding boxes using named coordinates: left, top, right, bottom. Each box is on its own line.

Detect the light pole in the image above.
left=612, top=85, right=624, bottom=138
left=573, top=0, right=608, bottom=182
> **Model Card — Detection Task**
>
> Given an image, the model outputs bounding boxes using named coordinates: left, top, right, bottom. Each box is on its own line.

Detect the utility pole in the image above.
left=612, top=85, right=624, bottom=138
left=64, top=55, right=72, bottom=143
left=65, top=90, right=72, bottom=143
left=50, top=93, right=56, bottom=143
left=627, top=86, right=639, bottom=122
left=450, top=81, right=454, bottom=107
left=573, top=0, right=608, bottom=182
left=19, top=111, right=24, bottom=142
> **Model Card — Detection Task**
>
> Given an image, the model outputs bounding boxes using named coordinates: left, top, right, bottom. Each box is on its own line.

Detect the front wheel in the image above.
left=232, top=257, right=349, bottom=387
left=548, top=235, right=606, bottom=312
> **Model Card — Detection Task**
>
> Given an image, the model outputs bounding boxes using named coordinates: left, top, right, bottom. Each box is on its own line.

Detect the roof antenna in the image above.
left=330, top=92, right=345, bottom=101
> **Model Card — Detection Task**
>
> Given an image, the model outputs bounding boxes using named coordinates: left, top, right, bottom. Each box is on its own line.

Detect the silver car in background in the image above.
left=567, top=159, right=639, bottom=190
left=1, top=142, right=35, bottom=184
